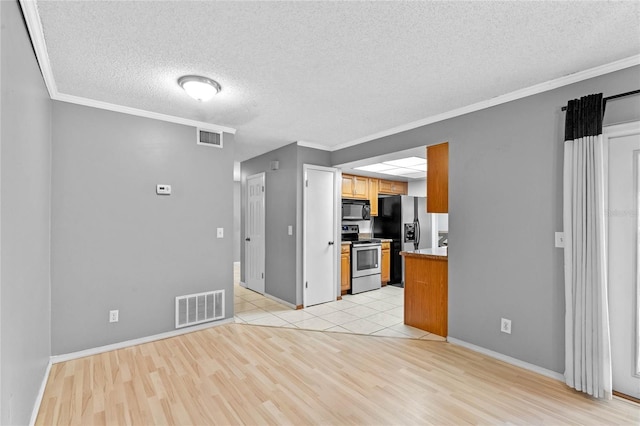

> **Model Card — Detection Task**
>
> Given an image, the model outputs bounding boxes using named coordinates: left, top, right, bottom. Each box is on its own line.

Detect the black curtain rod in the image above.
left=561, top=89, right=640, bottom=111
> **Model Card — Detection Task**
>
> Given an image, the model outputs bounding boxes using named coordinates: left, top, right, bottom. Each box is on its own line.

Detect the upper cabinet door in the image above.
left=427, top=142, right=449, bottom=213
left=341, top=174, right=369, bottom=200
left=341, top=174, right=355, bottom=198
left=342, top=173, right=406, bottom=203
left=353, top=175, right=369, bottom=199
left=379, top=179, right=408, bottom=195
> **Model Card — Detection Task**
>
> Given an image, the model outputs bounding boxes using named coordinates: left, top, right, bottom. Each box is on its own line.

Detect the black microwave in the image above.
left=342, top=200, right=371, bottom=220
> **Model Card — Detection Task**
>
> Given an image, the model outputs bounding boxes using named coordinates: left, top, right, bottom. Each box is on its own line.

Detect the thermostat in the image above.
left=156, top=184, right=171, bottom=195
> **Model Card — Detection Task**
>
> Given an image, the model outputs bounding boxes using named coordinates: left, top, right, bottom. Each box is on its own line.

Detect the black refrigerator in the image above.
left=373, top=195, right=432, bottom=285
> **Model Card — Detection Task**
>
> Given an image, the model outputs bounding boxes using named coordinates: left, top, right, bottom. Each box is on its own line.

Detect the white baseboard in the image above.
left=51, top=318, right=234, bottom=364
left=235, top=281, right=295, bottom=309
left=447, top=337, right=564, bottom=382
left=263, top=293, right=296, bottom=310
left=29, top=360, right=52, bottom=426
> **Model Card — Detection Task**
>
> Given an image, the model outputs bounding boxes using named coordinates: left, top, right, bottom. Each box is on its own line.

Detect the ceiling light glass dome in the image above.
left=178, top=75, right=221, bottom=101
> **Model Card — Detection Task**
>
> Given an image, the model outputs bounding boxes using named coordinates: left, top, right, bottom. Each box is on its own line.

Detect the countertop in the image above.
left=400, top=247, right=448, bottom=260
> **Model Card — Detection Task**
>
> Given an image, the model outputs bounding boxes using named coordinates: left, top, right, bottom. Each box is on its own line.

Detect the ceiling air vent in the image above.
left=197, top=128, right=223, bottom=148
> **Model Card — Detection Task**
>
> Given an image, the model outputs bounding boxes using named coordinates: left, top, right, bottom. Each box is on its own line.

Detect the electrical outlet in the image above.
left=501, top=318, right=512, bottom=334
left=109, top=310, right=119, bottom=323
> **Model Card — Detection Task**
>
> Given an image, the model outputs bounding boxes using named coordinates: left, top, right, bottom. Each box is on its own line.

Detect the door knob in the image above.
left=245, top=237, right=251, bottom=242
left=328, top=241, right=334, bottom=245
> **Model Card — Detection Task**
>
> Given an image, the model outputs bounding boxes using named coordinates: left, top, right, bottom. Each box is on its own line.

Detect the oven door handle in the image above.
left=353, top=243, right=381, bottom=248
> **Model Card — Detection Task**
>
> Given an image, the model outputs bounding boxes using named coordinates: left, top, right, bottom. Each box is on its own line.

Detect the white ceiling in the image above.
left=32, top=1, right=640, bottom=162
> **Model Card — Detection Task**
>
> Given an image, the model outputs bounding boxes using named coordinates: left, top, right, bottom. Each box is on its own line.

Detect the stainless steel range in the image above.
left=341, top=225, right=382, bottom=294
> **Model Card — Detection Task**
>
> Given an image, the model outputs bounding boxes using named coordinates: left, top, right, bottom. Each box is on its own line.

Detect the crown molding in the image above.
left=18, top=0, right=236, bottom=135
left=19, top=0, right=638, bottom=150
left=19, top=0, right=57, bottom=97
left=54, top=93, right=236, bottom=134
left=332, top=54, right=640, bottom=152
left=296, top=141, right=332, bottom=151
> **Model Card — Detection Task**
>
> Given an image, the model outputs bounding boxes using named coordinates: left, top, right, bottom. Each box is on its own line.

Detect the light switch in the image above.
left=217, top=228, right=224, bottom=238
left=156, top=184, right=171, bottom=195
left=555, top=232, right=565, bottom=248
left=288, top=225, right=293, bottom=236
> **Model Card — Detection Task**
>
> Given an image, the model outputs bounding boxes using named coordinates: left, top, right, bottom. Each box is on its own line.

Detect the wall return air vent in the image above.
left=175, top=289, right=225, bottom=328
left=197, top=128, right=223, bottom=148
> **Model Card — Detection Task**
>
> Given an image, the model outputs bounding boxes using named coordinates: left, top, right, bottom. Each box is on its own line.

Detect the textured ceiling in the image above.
left=35, top=1, right=640, bottom=161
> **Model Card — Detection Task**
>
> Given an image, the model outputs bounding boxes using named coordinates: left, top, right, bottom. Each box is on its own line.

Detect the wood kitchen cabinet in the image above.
left=427, top=142, right=448, bottom=213
left=378, top=179, right=408, bottom=195
left=402, top=252, right=448, bottom=337
left=341, top=174, right=369, bottom=200
left=341, top=173, right=407, bottom=215
left=341, top=175, right=355, bottom=198
left=341, top=243, right=351, bottom=295
left=381, top=241, right=390, bottom=285
left=368, top=178, right=379, bottom=216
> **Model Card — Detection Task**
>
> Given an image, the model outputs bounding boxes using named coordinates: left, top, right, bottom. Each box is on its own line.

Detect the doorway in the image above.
left=245, top=173, right=265, bottom=294
left=303, top=165, right=339, bottom=307
left=607, top=121, right=640, bottom=400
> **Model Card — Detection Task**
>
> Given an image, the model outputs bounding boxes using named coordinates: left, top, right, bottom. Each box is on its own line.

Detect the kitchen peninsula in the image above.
left=401, top=248, right=448, bottom=337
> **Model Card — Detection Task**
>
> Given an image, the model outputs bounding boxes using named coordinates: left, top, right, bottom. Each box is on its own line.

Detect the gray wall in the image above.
left=332, top=65, right=640, bottom=373
left=51, top=102, right=234, bottom=355
left=407, top=178, right=426, bottom=197
left=241, top=143, right=298, bottom=304
left=0, top=1, right=52, bottom=423
left=240, top=143, right=331, bottom=306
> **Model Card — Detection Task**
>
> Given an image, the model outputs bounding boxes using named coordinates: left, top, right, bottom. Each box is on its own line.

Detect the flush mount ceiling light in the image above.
left=178, top=75, right=221, bottom=101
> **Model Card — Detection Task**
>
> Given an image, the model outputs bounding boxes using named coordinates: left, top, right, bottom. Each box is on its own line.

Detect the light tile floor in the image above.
left=234, top=265, right=445, bottom=341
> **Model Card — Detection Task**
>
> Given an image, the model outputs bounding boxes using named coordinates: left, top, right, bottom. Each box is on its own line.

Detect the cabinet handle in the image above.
left=328, top=241, right=335, bottom=245
left=245, top=238, right=251, bottom=242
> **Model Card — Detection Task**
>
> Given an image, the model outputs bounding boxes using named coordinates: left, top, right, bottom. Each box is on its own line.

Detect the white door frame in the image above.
left=302, top=164, right=340, bottom=308
left=245, top=172, right=266, bottom=294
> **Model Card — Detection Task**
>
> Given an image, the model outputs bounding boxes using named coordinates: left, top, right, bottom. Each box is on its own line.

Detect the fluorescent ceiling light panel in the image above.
left=355, top=163, right=396, bottom=172
left=383, top=157, right=425, bottom=168
left=408, top=164, right=427, bottom=172
left=352, top=156, right=427, bottom=178
left=403, top=172, right=427, bottom=179
left=379, top=167, right=418, bottom=176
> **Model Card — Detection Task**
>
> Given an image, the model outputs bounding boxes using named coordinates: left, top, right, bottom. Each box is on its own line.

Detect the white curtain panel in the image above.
left=563, top=133, right=612, bottom=399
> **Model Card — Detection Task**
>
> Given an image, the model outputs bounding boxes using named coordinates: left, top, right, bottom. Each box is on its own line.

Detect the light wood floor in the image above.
left=37, top=324, right=639, bottom=425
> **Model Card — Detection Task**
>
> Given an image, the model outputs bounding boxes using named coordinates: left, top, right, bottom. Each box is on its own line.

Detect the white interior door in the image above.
left=607, top=122, right=640, bottom=399
left=303, top=165, right=338, bottom=307
left=246, top=173, right=265, bottom=294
